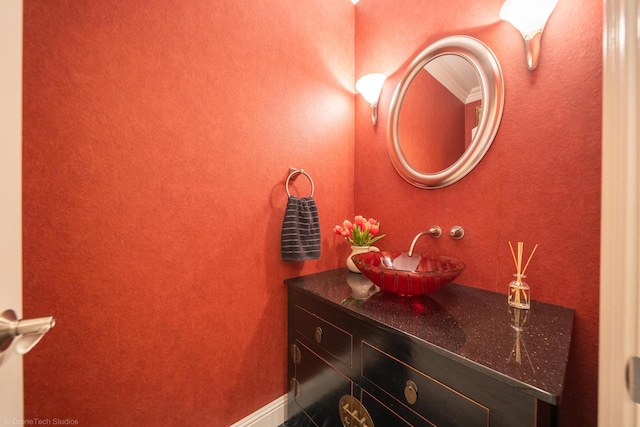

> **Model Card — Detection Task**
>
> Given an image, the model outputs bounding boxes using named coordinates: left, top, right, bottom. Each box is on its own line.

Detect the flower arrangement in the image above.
left=333, top=215, right=386, bottom=247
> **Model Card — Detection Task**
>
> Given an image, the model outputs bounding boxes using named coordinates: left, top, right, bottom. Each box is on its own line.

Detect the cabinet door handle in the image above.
left=315, top=326, right=323, bottom=343
left=290, top=377, right=301, bottom=398
left=404, top=380, right=418, bottom=405
left=290, top=344, right=301, bottom=364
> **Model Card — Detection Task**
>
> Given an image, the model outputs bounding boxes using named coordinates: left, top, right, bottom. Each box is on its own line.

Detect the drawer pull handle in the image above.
left=315, top=326, right=323, bottom=343
left=404, top=380, right=418, bottom=405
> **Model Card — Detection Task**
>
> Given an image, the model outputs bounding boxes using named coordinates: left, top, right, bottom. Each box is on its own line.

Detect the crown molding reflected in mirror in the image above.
left=387, top=36, right=505, bottom=189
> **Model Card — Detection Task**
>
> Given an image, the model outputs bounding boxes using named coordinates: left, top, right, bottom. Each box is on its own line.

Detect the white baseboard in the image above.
left=229, top=394, right=288, bottom=427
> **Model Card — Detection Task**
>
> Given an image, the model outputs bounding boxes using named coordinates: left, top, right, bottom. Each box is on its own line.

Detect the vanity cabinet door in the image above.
left=360, top=334, right=540, bottom=427
left=290, top=340, right=353, bottom=427
left=362, top=342, right=489, bottom=427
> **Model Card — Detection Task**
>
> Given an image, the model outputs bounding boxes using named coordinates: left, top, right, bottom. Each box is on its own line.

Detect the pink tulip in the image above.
left=332, top=215, right=385, bottom=246
left=370, top=224, right=380, bottom=235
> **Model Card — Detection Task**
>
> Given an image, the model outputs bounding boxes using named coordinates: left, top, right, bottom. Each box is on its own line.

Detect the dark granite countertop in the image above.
left=284, top=268, right=574, bottom=405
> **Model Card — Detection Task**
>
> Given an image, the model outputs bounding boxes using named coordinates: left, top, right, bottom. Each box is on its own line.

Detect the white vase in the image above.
left=347, top=245, right=380, bottom=273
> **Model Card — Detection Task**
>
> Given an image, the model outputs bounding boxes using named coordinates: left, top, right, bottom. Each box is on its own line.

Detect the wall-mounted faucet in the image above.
left=408, top=226, right=442, bottom=256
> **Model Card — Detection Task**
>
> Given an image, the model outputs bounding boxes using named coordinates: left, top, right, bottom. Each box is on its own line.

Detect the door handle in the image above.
left=0, top=309, right=55, bottom=355
left=628, top=357, right=640, bottom=404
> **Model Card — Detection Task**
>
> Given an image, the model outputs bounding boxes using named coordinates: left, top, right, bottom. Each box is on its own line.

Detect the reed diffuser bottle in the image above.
left=507, top=241, right=538, bottom=310
left=508, top=274, right=530, bottom=309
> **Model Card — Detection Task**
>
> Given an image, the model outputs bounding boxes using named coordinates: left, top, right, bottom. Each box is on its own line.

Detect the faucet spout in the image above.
left=408, top=226, right=442, bottom=256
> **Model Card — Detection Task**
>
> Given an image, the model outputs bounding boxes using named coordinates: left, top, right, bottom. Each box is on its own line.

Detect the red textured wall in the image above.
left=355, top=1, right=601, bottom=426
left=22, top=0, right=354, bottom=425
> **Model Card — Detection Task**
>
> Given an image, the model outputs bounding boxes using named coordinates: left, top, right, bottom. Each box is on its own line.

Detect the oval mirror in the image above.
left=387, top=36, right=504, bottom=189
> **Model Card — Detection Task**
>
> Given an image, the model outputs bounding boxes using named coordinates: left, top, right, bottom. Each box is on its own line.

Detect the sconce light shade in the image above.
left=356, top=73, right=386, bottom=105
left=500, top=0, right=558, bottom=70
left=356, top=73, right=386, bottom=125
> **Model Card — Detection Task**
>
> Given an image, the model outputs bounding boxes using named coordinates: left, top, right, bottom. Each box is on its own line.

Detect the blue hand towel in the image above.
left=281, top=196, right=320, bottom=262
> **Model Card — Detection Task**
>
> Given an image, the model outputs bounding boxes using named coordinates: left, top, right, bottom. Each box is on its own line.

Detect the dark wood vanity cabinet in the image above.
left=285, top=269, right=574, bottom=427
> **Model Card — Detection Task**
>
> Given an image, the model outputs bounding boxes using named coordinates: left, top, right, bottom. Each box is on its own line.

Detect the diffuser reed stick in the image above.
left=521, top=244, right=539, bottom=277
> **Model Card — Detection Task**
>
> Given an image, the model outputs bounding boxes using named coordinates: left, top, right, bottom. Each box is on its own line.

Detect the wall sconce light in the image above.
left=500, top=0, right=558, bottom=70
left=356, top=73, right=386, bottom=125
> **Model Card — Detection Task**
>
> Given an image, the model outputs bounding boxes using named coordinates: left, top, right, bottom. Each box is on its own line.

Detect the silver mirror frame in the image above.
left=387, top=36, right=504, bottom=189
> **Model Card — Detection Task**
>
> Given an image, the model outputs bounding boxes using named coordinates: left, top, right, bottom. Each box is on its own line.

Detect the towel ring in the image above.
left=286, top=168, right=315, bottom=198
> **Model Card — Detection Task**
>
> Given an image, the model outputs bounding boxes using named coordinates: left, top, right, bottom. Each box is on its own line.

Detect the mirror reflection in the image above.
left=399, top=55, right=481, bottom=173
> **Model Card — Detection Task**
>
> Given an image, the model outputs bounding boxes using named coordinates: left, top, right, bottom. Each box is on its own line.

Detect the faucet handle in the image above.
left=429, top=225, right=442, bottom=238
left=450, top=226, right=465, bottom=240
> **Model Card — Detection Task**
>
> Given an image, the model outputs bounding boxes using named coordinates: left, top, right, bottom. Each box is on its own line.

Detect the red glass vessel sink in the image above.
left=351, top=251, right=466, bottom=296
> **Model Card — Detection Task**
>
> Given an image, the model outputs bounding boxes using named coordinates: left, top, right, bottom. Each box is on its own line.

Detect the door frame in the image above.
left=0, top=0, right=24, bottom=420
left=599, top=0, right=640, bottom=424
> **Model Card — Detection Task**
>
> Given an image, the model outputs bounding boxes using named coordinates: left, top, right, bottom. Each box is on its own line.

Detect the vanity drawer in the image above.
left=294, top=305, right=353, bottom=368
left=361, top=342, right=489, bottom=427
